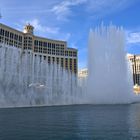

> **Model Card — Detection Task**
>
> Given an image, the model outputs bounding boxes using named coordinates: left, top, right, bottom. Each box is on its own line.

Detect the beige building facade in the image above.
left=0, top=23, right=78, bottom=73
left=78, top=68, right=88, bottom=78
left=127, top=54, right=140, bottom=85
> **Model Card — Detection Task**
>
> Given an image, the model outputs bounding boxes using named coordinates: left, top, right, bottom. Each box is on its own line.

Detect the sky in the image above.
left=0, top=0, right=140, bottom=69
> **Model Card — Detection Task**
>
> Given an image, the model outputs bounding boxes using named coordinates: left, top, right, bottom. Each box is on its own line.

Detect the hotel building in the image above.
left=127, top=54, right=140, bottom=85
left=0, top=23, right=78, bottom=73
left=78, top=55, right=140, bottom=86
left=78, top=68, right=88, bottom=78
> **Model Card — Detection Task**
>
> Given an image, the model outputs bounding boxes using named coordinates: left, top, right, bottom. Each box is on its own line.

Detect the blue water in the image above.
left=0, top=104, right=140, bottom=140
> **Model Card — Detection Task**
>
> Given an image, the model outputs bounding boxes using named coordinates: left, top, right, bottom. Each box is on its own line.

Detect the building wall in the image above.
left=0, top=23, right=78, bottom=73
left=78, top=55, right=140, bottom=86
left=78, top=68, right=88, bottom=78
left=127, top=54, right=140, bottom=85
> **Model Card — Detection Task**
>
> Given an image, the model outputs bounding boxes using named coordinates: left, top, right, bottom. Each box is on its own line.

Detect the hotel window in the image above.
left=43, top=42, right=47, bottom=47
left=56, top=49, right=59, bottom=55
left=73, top=52, right=75, bottom=57
left=0, top=29, right=2, bottom=35
left=48, top=43, right=51, bottom=48
left=43, top=56, right=46, bottom=60
left=39, top=47, right=42, bottom=53
left=48, top=56, right=51, bottom=64
left=5, top=31, right=9, bottom=37
left=34, top=40, right=38, bottom=46
left=0, top=29, right=4, bottom=36
left=43, top=47, right=47, bottom=53
left=61, top=44, right=64, bottom=47
left=65, top=58, right=68, bottom=69
left=14, top=34, right=18, bottom=40
left=52, top=43, right=55, bottom=49
left=48, top=43, right=50, bottom=48
left=34, top=46, right=38, bottom=52
left=19, top=36, right=22, bottom=42
left=10, top=33, right=14, bottom=39
left=70, top=59, right=72, bottom=70
left=39, top=41, right=42, bottom=46
left=69, top=52, right=71, bottom=56
left=52, top=49, right=55, bottom=55
left=48, top=49, right=51, bottom=54
left=60, top=51, right=64, bottom=55
left=0, top=36, right=2, bottom=42
left=65, top=51, right=68, bottom=56
left=57, top=58, right=59, bottom=64
left=52, top=57, right=55, bottom=63
left=61, top=58, right=63, bottom=67
left=74, top=68, right=77, bottom=73
left=74, top=59, right=77, bottom=68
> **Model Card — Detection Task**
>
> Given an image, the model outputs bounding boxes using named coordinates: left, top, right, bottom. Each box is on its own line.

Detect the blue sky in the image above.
left=0, top=0, right=140, bottom=69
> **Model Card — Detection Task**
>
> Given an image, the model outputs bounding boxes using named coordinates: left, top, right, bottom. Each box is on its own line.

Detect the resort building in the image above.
left=78, top=55, right=140, bottom=86
left=78, top=54, right=140, bottom=85
left=78, top=68, right=88, bottom=78
left=0, top=23, right=78, bottom=73
left=127, top=54, right=140, bottom=85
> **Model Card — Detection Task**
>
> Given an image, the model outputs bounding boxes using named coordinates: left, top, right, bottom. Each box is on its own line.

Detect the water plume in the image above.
left=87, top=24, right=135, bottom=104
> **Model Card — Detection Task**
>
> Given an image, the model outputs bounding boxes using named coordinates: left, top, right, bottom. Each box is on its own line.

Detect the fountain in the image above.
left=0, top=44, right=81, bottom=107
left=87, top=24, right=136, bottom=104
left=0, top=24, right=139, bottom=107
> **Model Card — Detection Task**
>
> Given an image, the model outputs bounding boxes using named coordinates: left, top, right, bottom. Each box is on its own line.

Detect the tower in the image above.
left=23, top=23, right=34, bottom=34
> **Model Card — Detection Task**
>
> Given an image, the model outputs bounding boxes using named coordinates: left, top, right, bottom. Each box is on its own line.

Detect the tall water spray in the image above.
left=0, top=24, right=139, bottom=108
left=0, top=43, right=81, bottom=107
left=87, top=24, right=134, bottom=104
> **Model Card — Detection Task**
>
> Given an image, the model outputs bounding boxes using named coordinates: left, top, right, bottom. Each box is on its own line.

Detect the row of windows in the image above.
left=22, top=52, right=77, bottom=64
left=0, top=28, right=77, bottom=71
left=31, top=55, right=77, bottom=72
left=0, top=29, right=23, bottom=42
left=34, top=40, right=65, bottom=49
left=37, top=56, right=76, bottom=64
left=130, top=58, right=140, bottom=84
left=0, top=28, right=23, bottom=48
left=0, top=36, right=22, bottom=48
left=24, top=36, right=32, bottom=48
left=0, top=37, right=77, bottom=57
left=0, top=29, right=66, bottom=50
left=133, top=74, right=140, bottom=85
left=0, top=28, right=77, bottom=54
left=33, top=46, right=77, bottom=57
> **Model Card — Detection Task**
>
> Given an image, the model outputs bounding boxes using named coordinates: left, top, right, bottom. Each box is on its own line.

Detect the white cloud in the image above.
left=2, top=0, right=136, bottom=23
left=70, top=43, right=78, bottom=49
left=15, top=19, right=72, bottom=42
left=50, top=0, right=135, bottom=21
left=25, top=19, right=59, bottom=34
left=126, top=32, right=140, bottom=44
left=51, top=0, right=87, bottom=20
left=86, top=0, right=134, bottom=19
left=63, top=33, right=71, bottom=41
left=1, top=1, right=58, bottom=14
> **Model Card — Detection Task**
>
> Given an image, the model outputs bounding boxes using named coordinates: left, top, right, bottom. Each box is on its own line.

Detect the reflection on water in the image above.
left=0, top=104, right=140, bottom=140
left=128, top=104, right=140, bottom=139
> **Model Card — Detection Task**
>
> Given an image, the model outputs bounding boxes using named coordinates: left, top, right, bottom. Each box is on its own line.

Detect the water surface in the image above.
left=0, top=103, right=140, bottom=140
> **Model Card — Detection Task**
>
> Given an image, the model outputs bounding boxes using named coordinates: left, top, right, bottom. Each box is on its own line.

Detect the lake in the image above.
left=0, top=103, right=140, bottom=140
